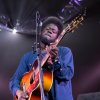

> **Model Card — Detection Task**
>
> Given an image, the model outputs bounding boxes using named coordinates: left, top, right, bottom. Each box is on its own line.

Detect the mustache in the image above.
left=45, top=32, right=51, bottom=37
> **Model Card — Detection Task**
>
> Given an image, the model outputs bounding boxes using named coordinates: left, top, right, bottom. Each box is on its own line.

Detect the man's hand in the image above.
left=47, top=46, right=58, bottom=65
left=50, top=47, right=58, bottom=59
left=16, top=90, right=28, bottom=100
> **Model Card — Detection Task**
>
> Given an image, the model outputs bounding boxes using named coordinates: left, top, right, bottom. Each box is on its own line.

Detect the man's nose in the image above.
left=48, top=30, right=52, bottom=34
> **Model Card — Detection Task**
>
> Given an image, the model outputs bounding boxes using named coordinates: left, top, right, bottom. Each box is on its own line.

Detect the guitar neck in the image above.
left=54, top=15, right=84, bottom=46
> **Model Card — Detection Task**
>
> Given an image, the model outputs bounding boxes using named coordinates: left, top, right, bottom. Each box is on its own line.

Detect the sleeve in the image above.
left=54, top=47, right=74, bottom=81
left=9, top=53, right=29, bottom=96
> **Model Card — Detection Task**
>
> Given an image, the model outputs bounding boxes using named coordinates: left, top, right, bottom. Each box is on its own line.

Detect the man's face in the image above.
left=41, top=23, right=59, bottom=44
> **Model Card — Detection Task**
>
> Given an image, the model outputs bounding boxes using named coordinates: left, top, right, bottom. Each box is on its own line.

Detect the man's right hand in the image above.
left=16, top=90, right=28, bottom=100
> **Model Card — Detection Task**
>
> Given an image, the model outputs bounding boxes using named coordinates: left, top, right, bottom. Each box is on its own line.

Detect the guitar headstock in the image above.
left=63, top=13, right=85, bottom=33
left=51, top=9, right=86, bottom=46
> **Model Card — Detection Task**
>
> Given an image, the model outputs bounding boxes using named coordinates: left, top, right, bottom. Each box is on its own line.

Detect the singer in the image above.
left=9, top=16, right=74, bottom=100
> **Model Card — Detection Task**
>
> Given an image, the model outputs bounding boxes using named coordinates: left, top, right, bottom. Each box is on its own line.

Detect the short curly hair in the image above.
left=41, top=16, right=63, bottom=35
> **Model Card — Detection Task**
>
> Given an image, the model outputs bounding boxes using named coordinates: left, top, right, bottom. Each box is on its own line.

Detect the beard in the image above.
left=40, top=34, right=56, bottom=45
left=40, top=35, right=50, bottom=45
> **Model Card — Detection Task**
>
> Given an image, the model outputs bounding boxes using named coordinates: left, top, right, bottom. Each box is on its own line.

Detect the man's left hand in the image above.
left=46, top=46, right=58, bottom=65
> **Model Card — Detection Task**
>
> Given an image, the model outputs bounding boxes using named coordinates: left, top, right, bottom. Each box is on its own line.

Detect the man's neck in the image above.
left=40, top=42, right=47, bottom=51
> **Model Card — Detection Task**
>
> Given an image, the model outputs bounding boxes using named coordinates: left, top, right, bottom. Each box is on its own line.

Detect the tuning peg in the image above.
left=80, top=23, right=83, bottom=25
left=72, top=30, right=74, bottom=33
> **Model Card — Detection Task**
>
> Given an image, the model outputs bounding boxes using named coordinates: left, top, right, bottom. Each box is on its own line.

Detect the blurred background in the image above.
left=0, top=0, right=100, bottom=100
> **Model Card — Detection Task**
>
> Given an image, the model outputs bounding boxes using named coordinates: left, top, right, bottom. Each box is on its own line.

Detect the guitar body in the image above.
left=14, top=59, right=53, bottom=100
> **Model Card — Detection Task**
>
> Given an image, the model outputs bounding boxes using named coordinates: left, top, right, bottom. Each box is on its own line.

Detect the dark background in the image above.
left=0, top=0, right=100, bottom=100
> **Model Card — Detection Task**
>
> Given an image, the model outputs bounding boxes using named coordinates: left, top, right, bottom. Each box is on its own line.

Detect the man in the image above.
left=9, top=16, right=74, bottom=100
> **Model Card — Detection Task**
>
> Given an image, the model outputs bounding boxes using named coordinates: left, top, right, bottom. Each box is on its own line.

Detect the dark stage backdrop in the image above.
left=0, top=2, right=100, bottom=100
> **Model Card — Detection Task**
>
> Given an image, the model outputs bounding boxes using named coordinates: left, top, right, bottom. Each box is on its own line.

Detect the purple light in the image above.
left=74, top=0, right=82, bottom=6
left=70, top=0, right=83, bottom=6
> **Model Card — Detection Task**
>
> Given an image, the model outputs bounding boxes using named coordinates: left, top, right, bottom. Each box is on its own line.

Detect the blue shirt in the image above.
left=9, top=46, right=74, bottom=100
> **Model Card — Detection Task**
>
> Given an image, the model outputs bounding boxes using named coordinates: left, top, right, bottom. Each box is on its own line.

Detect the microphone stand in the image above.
left=35, top=11, right=45, bottom=100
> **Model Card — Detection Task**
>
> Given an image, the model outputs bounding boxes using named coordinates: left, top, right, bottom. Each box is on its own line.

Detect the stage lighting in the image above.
left=12, top=28, right=17, bottom=34
left=70, top=0, right=83, bottom=6
left=58, top=0, right=84, bottom=23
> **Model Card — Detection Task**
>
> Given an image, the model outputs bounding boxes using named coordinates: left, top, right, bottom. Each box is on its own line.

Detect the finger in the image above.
left=50, top=50, right=58, bottom=56
left=21, top=93, right=28, bottom=99
left=51, top=48, right=58, bottom=53
left=19, top=97, right=26, bottom=100
left=47, top=57, right=53, bottom=64
left=50, top=44, right=57, bottom=49
left=20, top=96, right=28, bottom=100
left=19, top=98, right=26, bottom=100
left=50, top=51, right=57, bottom=58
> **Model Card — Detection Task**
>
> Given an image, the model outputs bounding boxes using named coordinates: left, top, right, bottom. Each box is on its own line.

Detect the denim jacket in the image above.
left=9, top=46, right=74, bottom=100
